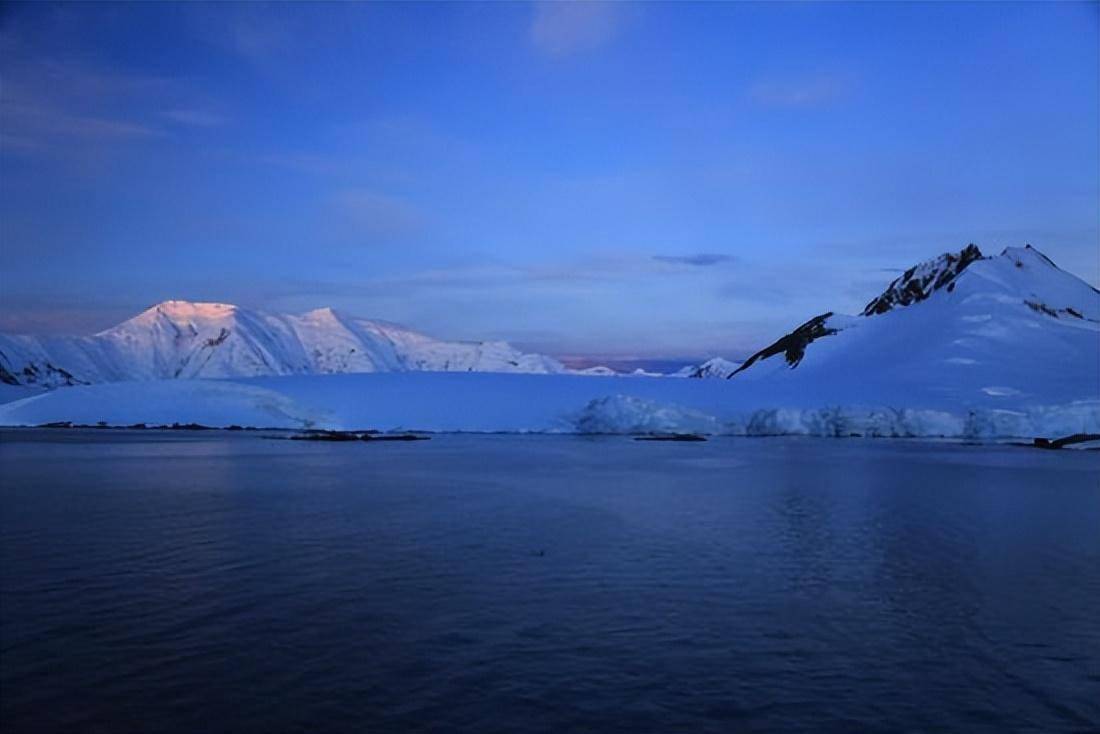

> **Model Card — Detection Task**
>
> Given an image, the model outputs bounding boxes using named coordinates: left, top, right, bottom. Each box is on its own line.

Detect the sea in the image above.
left=1, top=429, right=1097, bottom=733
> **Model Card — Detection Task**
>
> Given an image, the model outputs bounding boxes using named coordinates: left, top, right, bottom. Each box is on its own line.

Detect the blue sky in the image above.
left=1, top=1, right=1096, bottom=362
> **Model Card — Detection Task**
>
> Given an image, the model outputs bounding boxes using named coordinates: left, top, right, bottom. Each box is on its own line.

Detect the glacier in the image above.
left=0, top=372, right=1095, bottom=439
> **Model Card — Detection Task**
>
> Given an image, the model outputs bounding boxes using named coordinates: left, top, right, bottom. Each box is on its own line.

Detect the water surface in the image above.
left=2, top=430, right=1098, bottom=733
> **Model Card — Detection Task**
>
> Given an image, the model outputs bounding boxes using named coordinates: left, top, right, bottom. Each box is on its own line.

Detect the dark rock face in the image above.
left=1033, top=433, right=1100, bottom=450
left=0, top=353, right=86, bottom=387
left=861, top=244, right=984, bottom=316
left=1025, top=301, right=1096, bottom=322
left=1025, top=300, right=1060, bottom=318
left=204, top=328, right=230, bottom=348
left=0, top=363, right=20, bottom=386
left=290, top=431, right=362, bottom=441
left=364, top=434, right=431, bottom=442
left=729, top=312, right=838, bottom=377
left=289, top=431, right=430, bottom=442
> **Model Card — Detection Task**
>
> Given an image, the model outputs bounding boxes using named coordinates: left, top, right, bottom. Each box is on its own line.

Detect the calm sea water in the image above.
left=1, top=430, right=1098, bottom=733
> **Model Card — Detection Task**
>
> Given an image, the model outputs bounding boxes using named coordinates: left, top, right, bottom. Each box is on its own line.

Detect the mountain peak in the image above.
left=861, top=244, right=984, bottom=316
left=99, top=301, right=240, bottom=336
left=728, top=241, right=1099, bottom=385
left=678, top=356, right=742, bottom=379
left=148, top=300, right=238, bottom=318
left=999, top=244, right=1059, bottom=270
left=300, top=306, right=346, bottom=321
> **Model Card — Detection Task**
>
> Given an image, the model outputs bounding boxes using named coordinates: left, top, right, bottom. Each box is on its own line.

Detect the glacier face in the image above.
left=0, top=301, right=568, bottom=387
left=0, top=371, right=1095, bottom=439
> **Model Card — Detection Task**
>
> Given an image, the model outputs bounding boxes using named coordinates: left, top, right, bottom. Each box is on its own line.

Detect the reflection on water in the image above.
left=2, top=430, right=1098, bottom=733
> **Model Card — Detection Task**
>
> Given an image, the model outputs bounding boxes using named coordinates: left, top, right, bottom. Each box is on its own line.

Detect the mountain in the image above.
left=2, top=245, right=1096, bottom=438
left=728, top=244, right=1099, bottom=409
left=671, top=357, right=743, bottom=379
left=0, top=301, right=568, bottom=387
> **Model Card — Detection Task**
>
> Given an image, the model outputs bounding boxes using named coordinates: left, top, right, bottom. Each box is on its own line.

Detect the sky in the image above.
left=1, top=1, right=1097, bottom=363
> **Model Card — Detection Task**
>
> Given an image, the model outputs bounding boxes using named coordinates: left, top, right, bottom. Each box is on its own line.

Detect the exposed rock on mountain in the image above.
left=730, top=312, right=849, bottom=375
left=862, top=243, right=984, bottom=315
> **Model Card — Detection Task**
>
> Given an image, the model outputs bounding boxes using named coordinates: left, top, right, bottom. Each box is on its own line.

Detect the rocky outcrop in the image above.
left=729, top=312, right=838, bottom=376
left=862, top=244, right=984, bottom=315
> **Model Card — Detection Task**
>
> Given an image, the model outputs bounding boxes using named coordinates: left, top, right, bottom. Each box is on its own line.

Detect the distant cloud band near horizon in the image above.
left=653, top=253, right=737, bottom=267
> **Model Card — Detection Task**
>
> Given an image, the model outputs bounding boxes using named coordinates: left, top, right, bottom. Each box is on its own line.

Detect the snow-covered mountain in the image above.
left=728, top=244, right=1099, bottom=408
left=2, top=244, right=1097, bottom=437
left=671, top=357, right=743, bottom=379
left=0, top=301, right=568, bottom=387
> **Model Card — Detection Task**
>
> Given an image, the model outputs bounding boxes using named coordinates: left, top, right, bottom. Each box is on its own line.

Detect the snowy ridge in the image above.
left=0, top=301, right=569, bottom=386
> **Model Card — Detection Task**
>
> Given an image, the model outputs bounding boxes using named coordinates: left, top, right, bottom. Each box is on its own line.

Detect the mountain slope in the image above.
left=0, top=301, right=568, bottom=387
left=728, top=245, right=1100, bottom=409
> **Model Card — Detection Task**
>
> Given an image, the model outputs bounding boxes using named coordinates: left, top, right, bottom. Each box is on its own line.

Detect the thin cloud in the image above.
left=5, top=60, right=176, bottom=99
left=0, top=133, right=42, bottom=154
left=3, top=102, right=161, bottom=141
left=749, top=74, right=852, bottom=108
left=0, top=60, right=225, bottom=150
left=43, top=113, right=159, bottom=139
left=260, top=251, right=723, bottom=305
left=530, top=1, right=619, bottom=56
left=227, top=15, right=291, bottom=65
left=653, top=253, right=737, bottom=267
left=185, top=3, right=294, bottom=66
left=258, top=152, right=347, bottom=176
left=161, top=109, right=226, bottom=127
